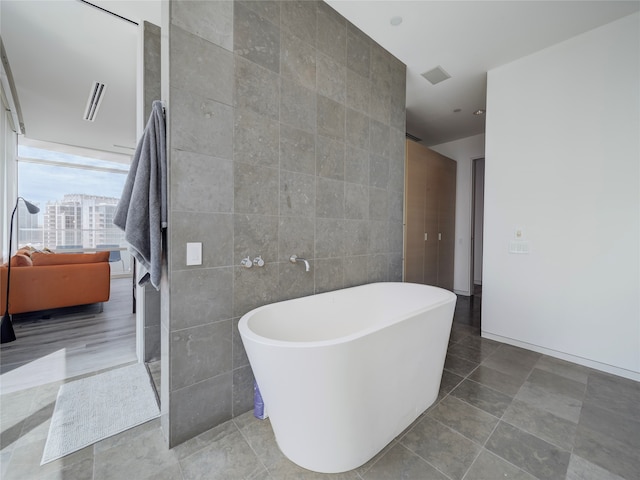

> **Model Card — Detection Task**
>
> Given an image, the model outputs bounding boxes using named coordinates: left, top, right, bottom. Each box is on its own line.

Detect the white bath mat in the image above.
left=41, top=363, right=159, bottom=464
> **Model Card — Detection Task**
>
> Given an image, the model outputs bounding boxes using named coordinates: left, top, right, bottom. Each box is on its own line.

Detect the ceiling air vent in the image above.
left=406, top=132, right=422, bottom=143
left=83, top=81, right=107, bottom=122
left=421, top=66, right=451, bottom=85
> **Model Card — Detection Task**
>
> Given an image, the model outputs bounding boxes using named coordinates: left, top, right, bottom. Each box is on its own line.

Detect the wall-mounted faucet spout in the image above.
left=290, top=255, right=310, bottom=272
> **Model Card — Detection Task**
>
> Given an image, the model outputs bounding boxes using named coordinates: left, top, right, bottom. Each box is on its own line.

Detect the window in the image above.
left=16, top=139, right=131, bottom=274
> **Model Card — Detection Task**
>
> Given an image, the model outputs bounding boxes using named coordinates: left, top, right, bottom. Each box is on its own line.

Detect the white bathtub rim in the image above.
left=239, top=282, right=457, bottom=349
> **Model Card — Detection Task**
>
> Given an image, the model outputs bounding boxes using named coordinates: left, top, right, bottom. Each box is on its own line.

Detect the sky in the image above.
left=17, top=146, right=129, bottom=215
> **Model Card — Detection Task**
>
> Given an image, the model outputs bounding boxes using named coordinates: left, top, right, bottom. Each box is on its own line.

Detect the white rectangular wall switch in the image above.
left=186, top=242, right=202, bottom=266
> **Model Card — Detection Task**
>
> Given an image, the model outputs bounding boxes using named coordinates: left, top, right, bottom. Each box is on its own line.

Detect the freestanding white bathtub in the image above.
left=238, top=282, right=456, bottom=473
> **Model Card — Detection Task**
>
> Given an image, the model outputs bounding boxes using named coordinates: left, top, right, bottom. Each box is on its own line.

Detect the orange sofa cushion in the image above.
left=31, top=251, right=109, bottom=266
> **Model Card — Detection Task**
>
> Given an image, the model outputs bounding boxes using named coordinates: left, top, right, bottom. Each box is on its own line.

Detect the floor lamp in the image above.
left=1, top=197, right=40, bottom=344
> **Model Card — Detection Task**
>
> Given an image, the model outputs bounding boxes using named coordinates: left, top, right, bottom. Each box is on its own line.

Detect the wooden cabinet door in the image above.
left=404, top=140, right=456, bottom=290
left=404, top=141, right=426, bottom=283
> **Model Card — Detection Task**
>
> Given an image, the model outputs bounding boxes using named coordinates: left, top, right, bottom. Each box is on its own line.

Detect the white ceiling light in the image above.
left=390, top=16, right=403, bottom=26
left=83, top=81, right=107, bottom=122
left=421, top=66, right=451, bottom=85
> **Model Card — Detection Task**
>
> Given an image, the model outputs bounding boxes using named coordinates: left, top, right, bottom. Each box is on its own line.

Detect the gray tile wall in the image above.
left=164, top=0, right=406, bottom=447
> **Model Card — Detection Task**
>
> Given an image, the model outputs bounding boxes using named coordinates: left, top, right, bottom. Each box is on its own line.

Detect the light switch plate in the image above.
left=186, top=242, right=202, bottom=266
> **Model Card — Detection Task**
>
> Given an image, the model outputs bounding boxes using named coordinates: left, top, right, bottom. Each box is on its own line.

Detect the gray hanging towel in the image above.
left=114, top=100, right=167, bottom=290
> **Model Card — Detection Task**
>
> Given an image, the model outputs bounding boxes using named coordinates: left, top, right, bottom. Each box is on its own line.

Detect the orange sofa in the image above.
left=0, top=251, right=111, bottom=315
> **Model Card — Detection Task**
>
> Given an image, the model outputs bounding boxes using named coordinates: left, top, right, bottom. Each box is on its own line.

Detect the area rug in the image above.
left=41, top=363, right=160, bottom=464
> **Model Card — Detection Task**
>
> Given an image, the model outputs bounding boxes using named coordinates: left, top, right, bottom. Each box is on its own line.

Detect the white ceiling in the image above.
left=327, top=0, right=640, bottom=145
left=1, top=0, right=638, bottom=156
left=1, top=1, right=160, bottom=157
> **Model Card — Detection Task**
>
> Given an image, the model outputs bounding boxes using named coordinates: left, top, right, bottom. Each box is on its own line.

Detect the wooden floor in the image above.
left=0, top=278, right=137, bottom=395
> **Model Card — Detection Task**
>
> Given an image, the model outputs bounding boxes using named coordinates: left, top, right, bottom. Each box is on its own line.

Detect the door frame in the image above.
left=470, top=157, right=485, bottom=296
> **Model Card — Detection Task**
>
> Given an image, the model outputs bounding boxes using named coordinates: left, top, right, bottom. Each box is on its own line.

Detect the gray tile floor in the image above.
left=2, top=293, right=639, bottom=479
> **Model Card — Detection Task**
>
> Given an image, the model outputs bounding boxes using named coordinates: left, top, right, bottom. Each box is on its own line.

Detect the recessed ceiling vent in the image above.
left=421, top=66, right=451, bottom=85
left=405, top=132, right=422, bottom=142
left=83, top=81, right=107, bottom=122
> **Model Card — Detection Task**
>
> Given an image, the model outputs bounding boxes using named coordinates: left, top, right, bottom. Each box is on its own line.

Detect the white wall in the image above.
left=483, top=13, right=640, bottom=380
left=431, top=133, right=485, bottom=296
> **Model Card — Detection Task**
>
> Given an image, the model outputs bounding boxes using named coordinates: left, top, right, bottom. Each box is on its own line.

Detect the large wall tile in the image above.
left=280, top=124, right=315, bottom=174
left=346, top=69, right=371, bottom=115
left=234, top=108, right=279, bottom=167
left=171, top=0, right=233, bottom=51
left=369, top=153, right=390, bottom=189
left=346, top=24, right=370, bottom=78
left=368, top=254, right=388, bottom=282
left=344, top=220, right=369, bottom=255
left=170, top=212, right=233, bottom=270
left=232, top=317, right=249, bottom=369
left=390, top=66, right=407, bottom=132
left=370, top=88, right=391, bottom=125
left=278, top=216, right=315, bottom=262
left=280, top=0, right=317, bottom=45
left=389, top=190, right=404, bottom=223
left=345, top=108, right=370, bottom=150
left=237, top=0, right=280, bottom=26
left=369, top=220, right=389, bottom=254
left=388, top=252, right=403, bottom=281
left=315, top=218, right=345, bottom=258
left=171, top=150, right=233, bottom=213
left=369, top=187, right=388, bottom=221
left=389, top=221, right=404, bottom=253
left=234, top=163, right=279, bottom=215
left=314, top=257, right=344, bottom=293
left=171, top=320, right=233, bottom=391
left=170, top=87, right=233, bottom=159
left=316, top=3, right=346, bottom=65
left=170, top=372, right=233, bottom=446
left=234, top=2, right=280, bottom=73
left=233, top=214, right=278, bottom=262
left=317, top=95, right=345, bottom=140
left=345, top=183, right=368, bottom=220
left=280, top=78, right=316, bottom=132
left=345, top=145, right=369, bottom=185
left=371, top=47, right=393, bottom=93
left=388, top=138, right=406, bottom=192
left=344, top=255, right=369, bottom=287
left=233, top=264, right=279, bottom=317
left=281, top=30, right=316, bottom=90
left=171, top=25, right=234, bottom=105
left=280, top=170, right=316, bottom=217
left=316, top=177, right=345, bottom=219
left=316, top=135, right=345, bottom=181
left=232, top=365, right=255, bottom=416
left=235, top=57, right=280, bottom=120
left=170, top=267, right=233, bottom=330
left=317, top=52, right=346, bottom=103
left=370, top=120, right=391, bottom=158
left=278, top=260, right=314, bottom=301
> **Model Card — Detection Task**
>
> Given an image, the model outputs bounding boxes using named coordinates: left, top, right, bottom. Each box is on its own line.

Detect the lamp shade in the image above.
left=23, top=199, right=40, bottom=214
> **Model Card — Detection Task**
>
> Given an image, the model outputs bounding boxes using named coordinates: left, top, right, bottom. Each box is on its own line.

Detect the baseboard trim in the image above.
left=481, top=331, right=640, bottom=382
